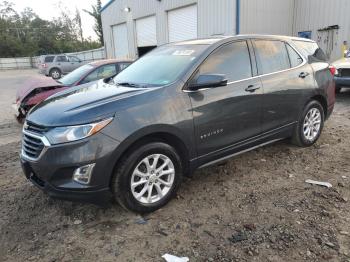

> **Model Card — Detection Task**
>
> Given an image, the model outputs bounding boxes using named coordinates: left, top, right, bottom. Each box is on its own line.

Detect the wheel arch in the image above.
left=109, top=128, right=193, bottom=186
left=309, top=94, right=328, bottom=117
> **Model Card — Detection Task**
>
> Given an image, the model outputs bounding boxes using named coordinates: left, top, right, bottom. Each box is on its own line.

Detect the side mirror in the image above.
left=188, top=74, right=228, bottom=91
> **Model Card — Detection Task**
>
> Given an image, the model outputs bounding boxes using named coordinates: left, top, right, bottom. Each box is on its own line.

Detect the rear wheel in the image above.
left=50, top=68, right=61, bottom=79
left=291, top=100, right=324, bottom=147
left=112, top=142, right=183, bottom=213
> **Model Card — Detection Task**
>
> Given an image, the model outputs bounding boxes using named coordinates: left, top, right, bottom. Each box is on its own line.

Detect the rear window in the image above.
left=293, top=40, right=327, bottom=62
left=44, top=56, right=55, bottom=63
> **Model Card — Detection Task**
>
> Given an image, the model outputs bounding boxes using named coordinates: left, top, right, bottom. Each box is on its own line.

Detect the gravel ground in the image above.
left=0, top=70, right=350, bottom=262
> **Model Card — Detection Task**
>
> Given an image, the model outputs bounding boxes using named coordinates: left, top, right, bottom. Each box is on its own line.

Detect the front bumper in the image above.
left=20, top=132, right=120, bottom=204
left=334, top=76, right=350, bottom=87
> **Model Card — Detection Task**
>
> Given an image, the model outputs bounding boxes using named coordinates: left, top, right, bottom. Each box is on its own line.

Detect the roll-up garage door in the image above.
left=112, top=23, right=129, bottom=59
left=168, top=5, right=197, bottom=43
left=136, top=16, right=157, bottom=47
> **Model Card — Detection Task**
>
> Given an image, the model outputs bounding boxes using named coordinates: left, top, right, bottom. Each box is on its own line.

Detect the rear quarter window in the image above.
left=44, top=56, right=55, bottom=63
left=293, top=40, right=327, bottom=62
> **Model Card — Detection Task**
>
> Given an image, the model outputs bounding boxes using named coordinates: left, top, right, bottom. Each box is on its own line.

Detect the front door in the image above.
left=188, top=41, right=263, bottom=157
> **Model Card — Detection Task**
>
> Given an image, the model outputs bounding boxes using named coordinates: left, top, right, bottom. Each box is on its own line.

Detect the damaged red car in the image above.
left=13, top=59, right=132, bottom=120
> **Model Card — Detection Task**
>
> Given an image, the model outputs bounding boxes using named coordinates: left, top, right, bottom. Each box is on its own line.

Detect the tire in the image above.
left=335, top=86, right=342, bottom=94
left=291, top=100, right=324, bottom=147
left=50, top=68, right=61, bottom=79
left=112, top=142, right=183, bottom=213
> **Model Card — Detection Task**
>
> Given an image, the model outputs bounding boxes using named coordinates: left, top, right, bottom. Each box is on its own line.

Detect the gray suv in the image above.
left=21, top=35, right=335, bottom=213
left=39, top=55, right=83, bottom=79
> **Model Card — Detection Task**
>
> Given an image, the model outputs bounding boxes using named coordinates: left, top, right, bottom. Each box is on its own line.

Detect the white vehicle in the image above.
left=333, top=52, right=350, bottom=93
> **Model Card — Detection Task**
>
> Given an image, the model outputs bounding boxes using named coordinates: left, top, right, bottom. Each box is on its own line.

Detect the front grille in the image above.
left=339, top=69, right=350, bottom=77
left=22, top=133, right=45, bottom=159
left=25, top=121, right=50, bottom=134
left=22, top=122, right=50, bottom=160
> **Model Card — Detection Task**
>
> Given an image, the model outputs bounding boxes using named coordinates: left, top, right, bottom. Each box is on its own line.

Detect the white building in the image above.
left=101, top=0, right=350, bottom=61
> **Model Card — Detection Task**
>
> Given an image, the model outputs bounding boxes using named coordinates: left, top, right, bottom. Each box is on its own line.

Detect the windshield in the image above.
left=59, top=64, right=94, bottom=86
left=113, top=45, right=207, bottom=87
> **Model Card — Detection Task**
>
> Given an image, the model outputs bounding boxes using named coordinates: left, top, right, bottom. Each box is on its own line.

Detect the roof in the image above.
left=89, top=59, right=133, bottom=67
left=100, top=0, right=115, bottom=12
left=174, top=36, right=229, bottom=46
left=172, top=34, right=316, bottom=46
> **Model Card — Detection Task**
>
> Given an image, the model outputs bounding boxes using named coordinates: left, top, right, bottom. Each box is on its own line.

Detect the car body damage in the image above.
left=14, top=75, right=68, bottom=119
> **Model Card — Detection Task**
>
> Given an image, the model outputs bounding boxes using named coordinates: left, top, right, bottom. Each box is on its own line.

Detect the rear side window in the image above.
left=254, top=40, right=290, bottom=75
left=44, top=56, right=54, bottom=63
left=56, top=56, right=68, bottom=62
left=292, top=40, right=327, bottom=62
left=197, top=41, right=252, bottom=82
left=286, top=44, right=303, bottom=67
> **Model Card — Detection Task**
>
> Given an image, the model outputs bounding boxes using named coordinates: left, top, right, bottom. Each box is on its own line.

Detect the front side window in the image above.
left=286, top=44, right=303, bottom=67
left=56, top=56, right=68, bottom=62
left=254, top=40, right=290, bottom=75
left=82, top=64, right=117, bottom=84
left=119, top=62, right=131, bottom=71
left=195, top=41, right=252, bottom=82
left=69, top=56, right=80, bottom=62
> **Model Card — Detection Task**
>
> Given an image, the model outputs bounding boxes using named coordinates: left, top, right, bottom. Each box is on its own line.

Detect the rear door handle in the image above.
left=299, top=72, right=310, bottom=78
left=245, top=85, right=261, bottom=93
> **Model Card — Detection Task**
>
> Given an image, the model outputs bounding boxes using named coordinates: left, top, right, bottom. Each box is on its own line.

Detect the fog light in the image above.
left=73, top=164, right=95, bottom=184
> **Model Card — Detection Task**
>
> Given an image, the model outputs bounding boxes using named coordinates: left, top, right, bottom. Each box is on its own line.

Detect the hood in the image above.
left=27, top=79, right=155, bottom=126
left=16, top=75, right=63, bottom=103
left=332, top=58, right=350, bottom=69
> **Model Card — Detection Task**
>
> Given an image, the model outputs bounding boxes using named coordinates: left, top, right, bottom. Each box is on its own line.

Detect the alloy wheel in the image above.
left=303, top=108, right=322, bottom=142
left=51, top=70, right=60, bottom=79
left=130, top=154, right=175, bottom=204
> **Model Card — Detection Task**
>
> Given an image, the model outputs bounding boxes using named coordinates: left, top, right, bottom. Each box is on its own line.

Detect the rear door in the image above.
left=55, top=55, right=70, bottom=73
left=252, top=39, right=314, bottom=133
left=188, top=40, right=263, bottom=157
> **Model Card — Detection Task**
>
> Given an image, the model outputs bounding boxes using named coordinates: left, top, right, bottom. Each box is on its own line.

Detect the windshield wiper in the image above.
left=116, top=82, right=147, bottom=88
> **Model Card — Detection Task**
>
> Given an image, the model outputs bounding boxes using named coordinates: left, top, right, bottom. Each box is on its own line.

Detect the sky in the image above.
left=11, top=0, right=109, bottom=40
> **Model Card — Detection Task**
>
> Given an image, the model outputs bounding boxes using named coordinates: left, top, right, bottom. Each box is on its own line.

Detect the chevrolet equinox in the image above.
left=21, top=35, right=335, bottom=213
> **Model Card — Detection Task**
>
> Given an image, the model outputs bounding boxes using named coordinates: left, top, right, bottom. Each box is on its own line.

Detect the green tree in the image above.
left=83, top=0, right=103, bottom=45
left=0, top=0, right=102, bottom=57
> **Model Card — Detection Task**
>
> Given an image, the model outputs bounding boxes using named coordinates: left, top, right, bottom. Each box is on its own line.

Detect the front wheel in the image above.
left=291, top=100, right=324, bottom=147
left=112, top=142, right=183, bottom=213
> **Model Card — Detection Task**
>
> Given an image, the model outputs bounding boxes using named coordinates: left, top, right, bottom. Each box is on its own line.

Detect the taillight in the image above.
left=41, top=63, right=47, bottom=68
left=329, top=66, right=336, bottom=76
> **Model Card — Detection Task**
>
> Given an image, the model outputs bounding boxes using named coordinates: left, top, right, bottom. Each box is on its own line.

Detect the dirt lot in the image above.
left=0, top=70, right=350, bottom=262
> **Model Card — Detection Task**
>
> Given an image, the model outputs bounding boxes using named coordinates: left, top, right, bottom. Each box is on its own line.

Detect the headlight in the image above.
left=46, top=117, right=113, bottom=145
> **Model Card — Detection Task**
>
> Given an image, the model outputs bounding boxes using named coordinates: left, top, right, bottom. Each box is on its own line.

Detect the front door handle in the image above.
left=245, top=85, right=261, bottom=93
left=299, top=72, right=310, bottom=78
